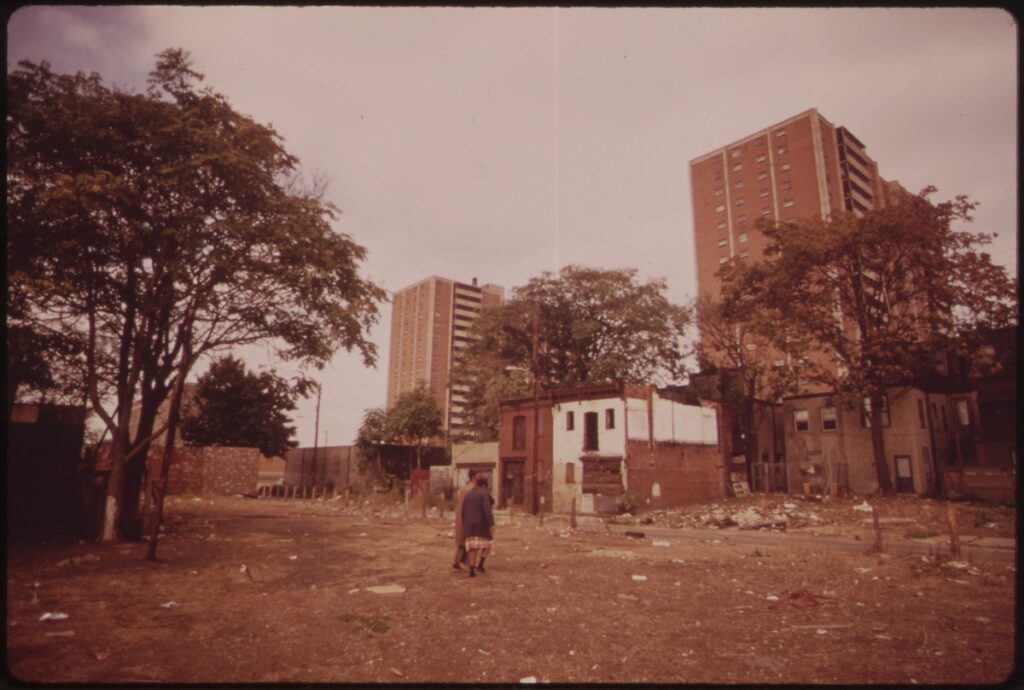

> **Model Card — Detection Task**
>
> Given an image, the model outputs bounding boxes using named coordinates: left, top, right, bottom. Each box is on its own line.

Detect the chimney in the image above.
left=472, top=277, right=478, bottom=286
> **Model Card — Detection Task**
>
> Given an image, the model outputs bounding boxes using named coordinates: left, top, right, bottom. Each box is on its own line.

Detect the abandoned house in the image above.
left=499, top=382, right=725, bottom=514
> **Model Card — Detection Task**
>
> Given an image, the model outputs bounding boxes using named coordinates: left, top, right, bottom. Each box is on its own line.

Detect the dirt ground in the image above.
left=5, top=493, right=1018, bottom=685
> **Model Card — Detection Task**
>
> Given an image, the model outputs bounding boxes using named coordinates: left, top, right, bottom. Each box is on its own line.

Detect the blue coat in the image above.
left=461, top=486, right=495, bottom=539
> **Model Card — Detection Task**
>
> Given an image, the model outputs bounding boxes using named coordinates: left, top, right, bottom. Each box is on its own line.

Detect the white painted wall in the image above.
left=550, top=396, right=626, bottom=513
left=549, top=392, right=719, bottom=513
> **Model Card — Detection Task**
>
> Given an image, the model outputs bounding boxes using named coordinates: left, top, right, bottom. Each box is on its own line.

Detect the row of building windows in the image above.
left=511, top=409, right=616, bottom=451
left=793, top=398, right=970, bottom=433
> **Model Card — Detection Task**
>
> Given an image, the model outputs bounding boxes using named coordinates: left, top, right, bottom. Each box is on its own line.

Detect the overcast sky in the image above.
left=7, top=6, right=1018, bottom=447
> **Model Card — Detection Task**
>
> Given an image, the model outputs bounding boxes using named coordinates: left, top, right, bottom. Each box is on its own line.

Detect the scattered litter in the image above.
left=478, top=649, right=491, bottom=655
left=95, top=652, right=110, bottom=660
left=766, top=595, right=780, bottom=602
left=853, top=501, right=873, bottom=512
left=975, top=616, right=991, bottom=624
left=855, top=567, right=872, bottom=574
left=366, top=584, right=406, bottom=594
left=671, top=558, right=686, bottom=565
left=652, top=539, right=670, bottom=547
left=348, top=588, right=360, bottom=594
left=952, top=579, right=970, bottom=586
left=240, top=565, right=247, bottom=573
left=967, top=567, right=982, bottom=576
left=310, top=585, right=317, bottom=590
left=943, top=561, right=970, bottom=571
left=39, top=613, right=69, bottom=622
left=616, top=594, right=638, bottom=602
left=520, top=677, right=538, bottom=684
left=745, top=590, right=755, bottom=596
left=631, top=575, right=647, bottom=582
left=45, top=631, right=75, bottom=638
left=545, top=607, right=557, bottom=613
left=788, top=590, right=819, bottom=608
left=358, top=533, right=368, bottom=537
left=189, top=570, right=198, bottom=576
left=288, top=555, right=298, bottom=560
left=816, top=629, right=828, bottom=635
left=390, top=668, right=404, bottom=677
left=160, top=601, right=181, bottom=609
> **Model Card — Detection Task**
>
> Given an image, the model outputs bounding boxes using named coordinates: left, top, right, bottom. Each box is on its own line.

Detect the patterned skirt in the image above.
left=464, top=536, right=492, bottom=552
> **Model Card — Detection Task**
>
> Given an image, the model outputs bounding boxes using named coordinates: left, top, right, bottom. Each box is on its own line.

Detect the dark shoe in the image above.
left=452, top=563, right=461, bottom=570
left=477, top=563, right=486, bottom=573
left=469, top=567, right=476, bottom=578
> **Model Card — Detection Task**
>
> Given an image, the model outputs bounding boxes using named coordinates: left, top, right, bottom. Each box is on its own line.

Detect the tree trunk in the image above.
left=146, top=337, right=192, bottom=561
left=869, top=392, right=895, bottom=495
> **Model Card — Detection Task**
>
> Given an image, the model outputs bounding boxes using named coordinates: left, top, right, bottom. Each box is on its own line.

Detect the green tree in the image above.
left=692, top=293, right=802, bottom=468
left=386, top=386, right=444, bottom=471
left=453, top=265, right=691, bottom=440
left=354, top=407, right=393, bottom=481
left=723, top=189, right=1017, bottom=495
left=180, top=355, right=305, bottom=458
left=6, top=50, right=385, bottom=545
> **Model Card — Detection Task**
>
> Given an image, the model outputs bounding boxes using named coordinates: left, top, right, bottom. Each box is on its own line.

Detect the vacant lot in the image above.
left=5, top=495, right=1017, bottom=685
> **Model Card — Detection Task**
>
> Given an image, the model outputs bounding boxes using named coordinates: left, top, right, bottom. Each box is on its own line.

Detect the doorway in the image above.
left=895, top=455, right=915, bottom=493
left=501, top=459, right=525, bottom=508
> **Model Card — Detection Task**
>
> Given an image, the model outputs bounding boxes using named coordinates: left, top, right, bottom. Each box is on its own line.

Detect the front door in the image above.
left=895, top=455, right=915, bottom=493
left=501, top=459, right=525, bottom=508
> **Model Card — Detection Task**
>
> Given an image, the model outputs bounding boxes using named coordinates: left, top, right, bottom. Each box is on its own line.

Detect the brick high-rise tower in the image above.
left=690, top=108, right=905, bottom=300
left=386, top=276, right=503, bottom=435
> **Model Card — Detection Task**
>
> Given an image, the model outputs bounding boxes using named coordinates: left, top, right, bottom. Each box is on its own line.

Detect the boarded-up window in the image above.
left=512, top=415, right=526, bottom=450
left=583, top=412, right=599, bottom=451
left=565, top=462, right=575, bottom=484
left=566, top=411, right=575, bottom=430
left=605, top=408, right=615, bottom=429
left=580, top=457, right=622, bottom=495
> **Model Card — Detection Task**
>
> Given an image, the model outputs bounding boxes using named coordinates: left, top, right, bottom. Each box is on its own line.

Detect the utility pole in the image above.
left=531, top=303, right=540, bottom=516
left=312, top=383, right=321, bottom=496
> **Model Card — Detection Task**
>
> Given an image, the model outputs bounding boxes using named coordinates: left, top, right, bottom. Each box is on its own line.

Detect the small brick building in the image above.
left=499, top=382, right=726, bottom=514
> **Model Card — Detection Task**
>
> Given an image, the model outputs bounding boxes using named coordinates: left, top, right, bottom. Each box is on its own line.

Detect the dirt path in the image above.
left=5, top=495, right=1017, bottom=684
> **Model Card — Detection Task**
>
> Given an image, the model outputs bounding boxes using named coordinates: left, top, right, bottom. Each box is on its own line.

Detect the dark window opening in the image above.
left=584, top=412, right=599, bottom=451
left=605, top=408, right=615, bottom=430
left=566, top=411, right=575, bottom=431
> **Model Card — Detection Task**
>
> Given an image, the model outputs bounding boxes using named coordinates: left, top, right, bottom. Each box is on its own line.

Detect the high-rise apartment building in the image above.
left=690, top=108, right=905, bottom=300
left=386, top=276, right=503, bottom=436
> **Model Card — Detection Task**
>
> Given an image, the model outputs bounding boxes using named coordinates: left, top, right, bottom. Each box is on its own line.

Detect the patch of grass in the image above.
left=339, top=612, right=390, bottom=634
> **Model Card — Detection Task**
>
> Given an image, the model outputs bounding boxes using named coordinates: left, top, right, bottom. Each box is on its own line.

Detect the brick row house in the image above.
left=498, top=382, right=725, bottom=514
left=781, top=378, right=1016, bottom=502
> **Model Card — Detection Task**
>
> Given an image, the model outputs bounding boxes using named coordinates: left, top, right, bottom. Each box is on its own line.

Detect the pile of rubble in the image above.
left=621, top=499, right=830, bottom=531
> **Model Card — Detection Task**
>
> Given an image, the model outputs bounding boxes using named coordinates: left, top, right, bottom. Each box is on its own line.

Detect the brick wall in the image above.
left=144, top=445, right=260, bottom=495
left=624, top=440, right=726, bottom=508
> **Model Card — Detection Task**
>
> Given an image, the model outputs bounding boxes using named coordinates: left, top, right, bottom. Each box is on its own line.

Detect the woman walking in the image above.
left=461, top=473, right=495, bottom=578
left=452, top=469, right=478, bottom=569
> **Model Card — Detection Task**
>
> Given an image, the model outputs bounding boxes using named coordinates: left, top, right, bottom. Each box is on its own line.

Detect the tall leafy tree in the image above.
left=692, top=293, right=802, bottom=468
left=386, top=386, right=444, bottom=471
left=354, top=407, right=393, bottom=479
left=453, top=265, right=691, bottom=440
left=7, top=50, right=385, bottom=543
left=180, top=355, right=304, bottom=458
left=723, top=189, right=1017, bottom=494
